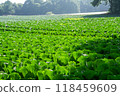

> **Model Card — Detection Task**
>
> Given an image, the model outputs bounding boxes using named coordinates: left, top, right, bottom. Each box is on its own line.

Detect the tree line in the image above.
left=0, top=0, right=116, bottom=15
left=92, top=0, right=120, bottom=14
left=0, top=0, right=80, bottom=15
left=80, top=0, right=109, bottom=13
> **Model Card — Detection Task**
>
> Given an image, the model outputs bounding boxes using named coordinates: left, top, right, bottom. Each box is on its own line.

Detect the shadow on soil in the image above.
left=83, top=13, right=120, bottom=18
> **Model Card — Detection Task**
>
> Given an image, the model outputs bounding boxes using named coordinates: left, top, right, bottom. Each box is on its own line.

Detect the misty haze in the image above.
left=0, top=0, right=109, bottom=15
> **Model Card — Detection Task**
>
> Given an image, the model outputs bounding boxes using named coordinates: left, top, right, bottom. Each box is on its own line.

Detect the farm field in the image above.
left=0, top=15, right=120, bottom=80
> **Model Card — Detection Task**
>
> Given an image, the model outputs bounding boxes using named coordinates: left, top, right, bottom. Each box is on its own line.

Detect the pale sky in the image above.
left=0, top=0, right=26, bottom=4
left=0, top=0, right=46, bottom=4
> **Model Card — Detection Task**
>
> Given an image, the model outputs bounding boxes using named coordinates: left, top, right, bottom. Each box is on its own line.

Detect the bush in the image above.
left=46, top=12, right=54, bottom=15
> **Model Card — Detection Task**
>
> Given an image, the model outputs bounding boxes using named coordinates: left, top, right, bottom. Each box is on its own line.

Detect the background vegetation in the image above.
left=92, top=0, right=120, bottom=14
left=0, top=0, right=109, bottom=15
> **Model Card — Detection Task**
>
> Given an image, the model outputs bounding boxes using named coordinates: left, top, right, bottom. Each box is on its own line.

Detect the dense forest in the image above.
left=0, top=0, right=109, bottom=15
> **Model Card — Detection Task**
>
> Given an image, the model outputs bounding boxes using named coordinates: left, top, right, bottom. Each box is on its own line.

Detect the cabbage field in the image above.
left=0, top=15, right=120, bottom=80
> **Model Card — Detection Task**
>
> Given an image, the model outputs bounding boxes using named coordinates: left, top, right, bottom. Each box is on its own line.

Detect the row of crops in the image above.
left=0, top=15, right=120, bottom=80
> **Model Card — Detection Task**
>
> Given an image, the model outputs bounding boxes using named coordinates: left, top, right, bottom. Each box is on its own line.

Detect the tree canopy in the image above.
left=80, top=0, right=109, bottom=13
left=92, top=0, right=120, bottom=13
left=0, top=0, right=110, bottom=15
left=0, top=0, right=80, bottom=15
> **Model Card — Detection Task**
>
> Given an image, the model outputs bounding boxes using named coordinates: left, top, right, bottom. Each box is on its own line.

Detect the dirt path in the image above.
left=55, top=11, right=108, bottom=16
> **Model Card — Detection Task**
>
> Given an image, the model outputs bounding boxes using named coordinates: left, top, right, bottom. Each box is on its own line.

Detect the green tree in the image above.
left=0, top=4, right=4, bottom=15
left=80, top=0, right=109, bottom=13
left=51, top=0, right=79, bottom=14
left=13, top=3, right=23, bottom=15
left=34, top=0, right=44, bottom=3
left=3, top=0, right=15, bottom=15
left=0, top=0, right=80, bottom=15
left=92, top=0, right=120, bottom=13
left=21, top=0, right=48, bottom=15
left=21, top=0, right=36, bottom=15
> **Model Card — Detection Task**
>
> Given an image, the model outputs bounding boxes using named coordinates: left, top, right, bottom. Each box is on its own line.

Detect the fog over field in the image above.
left=0, top=0, right=109, bottom=15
